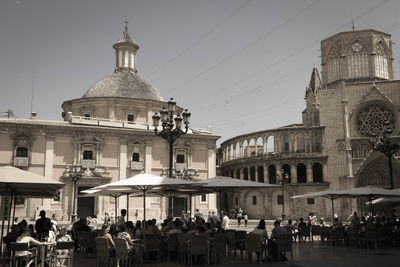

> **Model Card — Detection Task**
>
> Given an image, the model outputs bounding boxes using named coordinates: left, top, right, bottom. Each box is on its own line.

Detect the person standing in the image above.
left=117, top=209, right=127, bottom=230
left=35, top=210, right=52, bottom=241
left=222, top=212, right=230, bottom=230
left=237, top=208, right=243, bottom=227
left=243, top=212, right=248, bottom=227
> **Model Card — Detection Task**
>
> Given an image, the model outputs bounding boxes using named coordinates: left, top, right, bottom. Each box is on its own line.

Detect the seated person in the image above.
left=252, top=219, right=268, bottom=241
left=269, top=220, right=289, bottom=262
left=15, top=228, right=44, bottom=267
left=118, top=224, right=134, bottom=249
left=56, top=227, right=73, bottom=266
left=99, top=224, right=115, bottom=252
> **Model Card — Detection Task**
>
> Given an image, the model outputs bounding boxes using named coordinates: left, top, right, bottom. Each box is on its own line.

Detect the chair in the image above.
left=377, top=226, right=393, bottom=248
left=212, top=234, right=228, bottom=264
left=311, top=225, right=321, bottom=242
left=359, top=227, right=377, bottom=249
left=346, top=227, right=359, bottom=247
left=9, top=242, right=37, bottom=267
left=276, top=234, right=293, bottom=263
left=320, top=226, right=330, bottom=243
left=143, top=234, right=160, bottom=263
left=226, top=231, right=243, bottom=261
left=114, top=238, right=135, bottom=267
left=51, top=241, right=75, bottom=267
left=81, top=231, right=98, bottom=254
left=298, top=225, right=310, bottom=242
left=167, top=233, right=179, bottom=262
left=95, top=237, right=115, bottom=267
left=188, top=235, right=208, bottom=266
left=178, top=233, right=191, bottom=264
left=244, top=233, right=265, bottom=263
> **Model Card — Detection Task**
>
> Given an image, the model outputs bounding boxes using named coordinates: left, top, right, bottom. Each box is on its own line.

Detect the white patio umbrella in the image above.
left=194, top=176, right=279, bottom=217
left=0, top=166, right=64, bottom=253
left=370, top=197, right=400, bottom=205
left=291, top=189, right=343, bottom=222
left=80, top=187, right=132, bottom=222
left=333, top=186, right=400, bottom=198
left=96, top=173, right=202, bottom=220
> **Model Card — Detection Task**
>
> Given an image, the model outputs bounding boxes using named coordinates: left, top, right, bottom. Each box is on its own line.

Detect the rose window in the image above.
left=357, top=104, right=395, bottom=136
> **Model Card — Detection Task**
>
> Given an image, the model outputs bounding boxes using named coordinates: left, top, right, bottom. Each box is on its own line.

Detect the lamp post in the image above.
left=152, top=98, right=191, bottom=216
left=279, top=169, right=289, bottom=221
left=371, top=120, right=400, bottom=189
left=69, top=165, right=82, bottom=222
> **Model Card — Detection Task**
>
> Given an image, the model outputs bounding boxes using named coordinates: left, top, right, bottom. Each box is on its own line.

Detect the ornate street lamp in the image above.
left=69, top=165, right=82, bottom=222
left=371, top=120, right=400, bottom=189
left=152, top=98, right=191, bottom=178
left=152, top=98, right=191, bottom=217
left=279, top=169, right=290, bottom=221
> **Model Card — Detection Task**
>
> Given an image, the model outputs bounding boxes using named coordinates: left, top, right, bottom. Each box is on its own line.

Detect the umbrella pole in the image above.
left=126, top=194, right=129, bottom=222
left=0, top=184, right=9, bottom=255
left=189, top=194, right=192, bottom=221
left=143, top=190, right=146, bottom=221
left=114, top=196, right=117, bottom=224
left=6, top=191, right=14, bottom=235
left=219, top=190, right=222, bottom=220
left=331, top=198, right=335, bottom=224
left=12, top=194, right=17, bottom=227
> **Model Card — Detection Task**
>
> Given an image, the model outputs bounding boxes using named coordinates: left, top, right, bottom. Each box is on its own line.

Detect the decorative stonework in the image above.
left=357, top=103, right=394, bottom=136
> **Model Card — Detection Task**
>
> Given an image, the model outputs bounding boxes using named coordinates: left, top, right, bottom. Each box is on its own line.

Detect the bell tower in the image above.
left=113, top=21, right=139, bottom=73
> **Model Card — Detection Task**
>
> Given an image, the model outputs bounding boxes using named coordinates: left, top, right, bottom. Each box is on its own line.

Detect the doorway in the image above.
left=172, top=197, right=187, bottom=217
left=77, top=186, right=95, bottom=218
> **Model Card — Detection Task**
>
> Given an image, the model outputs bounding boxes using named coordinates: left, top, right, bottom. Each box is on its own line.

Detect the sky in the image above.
left=1, top=0, right=400, bottom=145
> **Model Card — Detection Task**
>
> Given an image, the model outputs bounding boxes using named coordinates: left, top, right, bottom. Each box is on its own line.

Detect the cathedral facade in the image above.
left=0, top=28, right=219, bottom=221
left=219, top=29, right=400, bottom=220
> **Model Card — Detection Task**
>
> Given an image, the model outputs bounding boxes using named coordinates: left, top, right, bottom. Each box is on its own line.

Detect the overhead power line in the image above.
left=147, top=0, right=253, bottom=78
left=167, top=0, right=321, bottom=93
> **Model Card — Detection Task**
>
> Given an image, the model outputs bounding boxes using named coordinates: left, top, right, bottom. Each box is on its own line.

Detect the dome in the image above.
left=83, top=70, right=164, bottom=101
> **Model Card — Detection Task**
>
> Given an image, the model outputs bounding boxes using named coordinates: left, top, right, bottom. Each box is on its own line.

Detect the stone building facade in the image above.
left=219, top=29, right=400, bottom=220
left=0, top=28, right=219, bottom=221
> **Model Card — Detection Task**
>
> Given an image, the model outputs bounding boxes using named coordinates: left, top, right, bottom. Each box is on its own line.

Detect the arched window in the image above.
left=258, top=166, right=264, bottom=183
left=124, top=51, right=129, bottom=67
left=313, top=163, right=323, bottom=182
left=118, top=51, right=123, bottom=67
left=249, top=139, right=256, bottom=156
left=326, top=47, right=340, bottom=83
left=347, top=41, right=369, bottom=78
left=229, top=144, right=234, bottom=159
left=243, top=140, right=249, bottom=157
left=297, top=163, right=307, bottom=183
left=236, top=169, right=241, bottom=180
left=236, top=142, right=241, bottom=158
left=243, top=168, right=248, bottom=180
left=250, top=167, right=256, bottom=181
left=296, top=134, right=305, bottom=152
left=267, top=136, right=275, bottom=153
left=375, top=42, right=389, bottom=79
left=230, top=170, right=234, bottom=178
left=268, top=165, right=276, bottom=184
left=256, top=137, right=263, bottom=155
left=282, top=164, right=291, bottom=183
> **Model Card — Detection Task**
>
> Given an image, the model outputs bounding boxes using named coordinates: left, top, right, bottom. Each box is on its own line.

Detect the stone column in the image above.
left=307, top=163, right=313, bottom=183
left=264, top=163, right=268, bottom=183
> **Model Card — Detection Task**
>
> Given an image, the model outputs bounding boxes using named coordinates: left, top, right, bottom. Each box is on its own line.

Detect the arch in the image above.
left=230, top=170, right=234, bottom=178
left=375, top=41, right=389, bottom=79
left=326, top=45, right=340, bottom=83
left=250, top=167, right=256, bottom=181
left=268, top=165, right=276, bottom=184
left=236, top=169, right=241, bottom=180
left=243, top=168, right=249, bottom=180
left=249, top=139, right=256, bottom=156
left=236, top=142, right=241, bottom=158
left=297, top=163, right=307, bottom=183
left=243, top=140, right=249, bottom=157
left=256, top=137, right=263, bottom=155
left=229, top=144, right=234, bottom=159
left=267, top=136, right=275, bottom=153
left=312, top=163, right=323, bottom=182
left=257, top=166, right=264, bottom=183
left=282, top=164, right=291, bottom=183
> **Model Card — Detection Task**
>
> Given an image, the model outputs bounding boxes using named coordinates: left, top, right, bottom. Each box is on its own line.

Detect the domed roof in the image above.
left=116, top=31, right=135, bottom=44
left=83, top=70, right=164, bottom=101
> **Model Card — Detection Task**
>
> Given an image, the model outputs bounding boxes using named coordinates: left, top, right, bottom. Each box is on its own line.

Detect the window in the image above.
left=132, top=152, right=140, bottom=162
left=118, top=51, right=123, bottom=67
left=83, top=150, right=93, bottom=160
left=284, top=135, right=289, bottom=152
left=16, top=147, right=28, bottom=157
left=282, top=164, right=291, bottom=183
left=375, top=42, right=389, bottom=79
left=15, top=196, right=25, bottom=205
left=307, top=198, right=315, bottom=205
left=127, top=114, right=134, bottom=123
left=124, top=51, right=129, bottom=67
left=236, top=170, right=240, bottom=180
left=297, top=163, right=307, bottom=183
left=176, top=154, right=185, bottom=163
left=235, top=196, right=238, bottom=205
left=347, top=41, right=369, bottom=78
left=258, top=166, right=264, bottom=183
left=277, top=195, right=283, bottom=205
left=252, top=196, right=257, bottom=205
left=326, top=47, right=340, bottom=83
left=201, top=194, right=207, bottom=203
left=312, top=163, right=323, bottom=182
left=243, top=168, right=248, bottom=180
left=268, top=165, right=276, bottom=184
left=84, top=113, right=91, bottom=119
left=250, top=167, right=256, bottom=181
